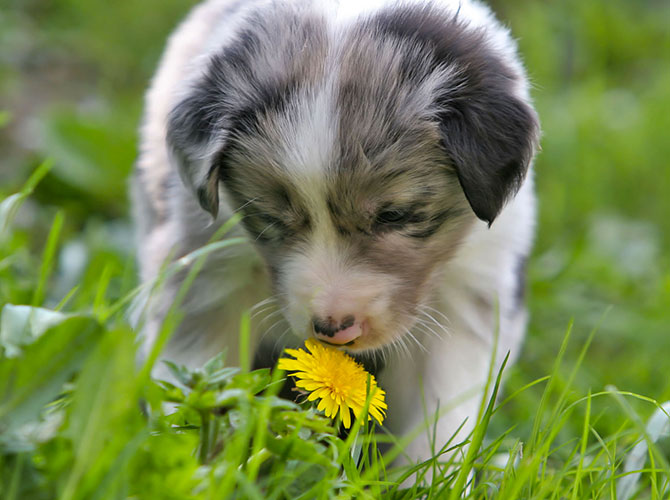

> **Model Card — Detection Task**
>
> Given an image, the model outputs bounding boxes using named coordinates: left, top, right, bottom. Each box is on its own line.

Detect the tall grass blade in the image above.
left=0, top=160, right=52, bottom=239
left=32, top=210, right=65, bottom=307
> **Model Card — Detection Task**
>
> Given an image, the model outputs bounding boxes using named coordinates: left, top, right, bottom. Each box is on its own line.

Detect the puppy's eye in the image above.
left=243, top=213, right=286, bottom=242
left=374, top=208, right=414, bottom=229
left=377, top=209, right=408, bottom=223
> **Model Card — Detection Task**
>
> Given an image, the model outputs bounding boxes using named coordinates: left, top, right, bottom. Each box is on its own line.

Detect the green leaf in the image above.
left=0, top=304, right=72, bottom=357
left=227, top=369, right=272, bottom=395
left=0, top=304, right=103, bottom=435
left=264, top=434, right=333, bottom=467
left=261, top=395, right=299, bottom=411
left=202, top=351, right=227, bottom=374
left=161, top=360, right=194, bottom=387
left=214, top=389, right=249, bottom=408
left=205, top=367, right=240, bottom=387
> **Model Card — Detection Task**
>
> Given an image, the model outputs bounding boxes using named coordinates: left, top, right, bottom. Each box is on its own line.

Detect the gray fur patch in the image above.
left=340, top=4, right=540, bottom=225
left=166, top=3, right=329, bottom=217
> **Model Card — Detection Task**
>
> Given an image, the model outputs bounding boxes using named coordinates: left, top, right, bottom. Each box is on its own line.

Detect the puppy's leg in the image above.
left=381, top=327, right=492, bottom=471
left=140, top=249, right=271, bottom=381
left=380, top=292, right=526, bottom=477
left=135, top=190, right=274, bottom=380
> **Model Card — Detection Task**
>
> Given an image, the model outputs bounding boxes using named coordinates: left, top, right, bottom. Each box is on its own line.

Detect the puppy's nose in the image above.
left=312, top=315, right=361, bottom=345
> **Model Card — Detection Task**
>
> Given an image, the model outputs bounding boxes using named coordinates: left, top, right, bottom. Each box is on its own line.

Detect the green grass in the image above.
left=1, top=0, right=670, bottom=498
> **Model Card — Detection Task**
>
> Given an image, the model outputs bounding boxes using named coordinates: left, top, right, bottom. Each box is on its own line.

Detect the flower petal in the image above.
left=339, top=400, right=351, bottom=428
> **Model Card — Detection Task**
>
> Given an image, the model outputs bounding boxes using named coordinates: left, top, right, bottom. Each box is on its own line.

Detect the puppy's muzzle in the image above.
left=312, top=314, right=362, bottom=345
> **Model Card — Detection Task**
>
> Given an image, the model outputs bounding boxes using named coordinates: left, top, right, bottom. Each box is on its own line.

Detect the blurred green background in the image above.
left=1, top=0, right=669, bottom=435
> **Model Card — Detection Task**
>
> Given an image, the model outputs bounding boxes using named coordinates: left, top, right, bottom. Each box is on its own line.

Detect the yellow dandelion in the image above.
left=277, top=339, right=387, bottom=429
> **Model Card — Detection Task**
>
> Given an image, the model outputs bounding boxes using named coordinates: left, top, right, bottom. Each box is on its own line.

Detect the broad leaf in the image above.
left=0, top=304, right=103, bottom=435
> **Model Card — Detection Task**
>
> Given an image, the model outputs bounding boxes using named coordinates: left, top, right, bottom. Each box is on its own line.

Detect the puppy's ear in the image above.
left=166, top=85, right=228, bottom=218
left=438, top=83, right=539, bottom=226
left=361, top=5, right=539, bottom=225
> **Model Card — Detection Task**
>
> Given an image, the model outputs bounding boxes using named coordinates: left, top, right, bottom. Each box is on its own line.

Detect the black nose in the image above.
left=312, top=315, right=355, bottom=337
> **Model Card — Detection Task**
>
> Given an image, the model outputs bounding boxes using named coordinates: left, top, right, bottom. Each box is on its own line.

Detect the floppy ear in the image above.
left=438, top=87, right=539, bottom=226
left=358, top=3, right=540, bottom=225
left=166, top=85, right=228, bottom=219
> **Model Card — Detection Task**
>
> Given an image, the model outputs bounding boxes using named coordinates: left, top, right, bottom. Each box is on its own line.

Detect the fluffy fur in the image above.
left=132, top=0, right=540, bottom=465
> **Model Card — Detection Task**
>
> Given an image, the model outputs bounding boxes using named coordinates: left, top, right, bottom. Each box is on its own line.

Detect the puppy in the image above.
left=132, top=0, right=540, bottom=466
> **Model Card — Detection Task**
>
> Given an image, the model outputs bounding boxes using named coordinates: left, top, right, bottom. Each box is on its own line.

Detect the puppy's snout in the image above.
left=312, top=314, right=361, bottom=345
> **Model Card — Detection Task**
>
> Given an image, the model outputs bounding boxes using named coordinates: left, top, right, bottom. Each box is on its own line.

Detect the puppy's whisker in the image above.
left=250, top=304, right=276, bottom=320
left=393, top=341, right=402, bottom=359
left=418, top=307, right=445, bottom=327
left=402, top=336, right=413, bottom=358
left=405, top=328, right=428, bottom=353
left=257, top=309, right=284, bottom=329
left=416, top=323, right=441, bottom=343
left=251, top=300, right=279, bottom=317
left=250, top=301, right=279, bottom=318
left=393, top=335, right=411, bottom=359
left=418, top=309, right=452, bottom=337
left=253, top=310, right=287, bottom=333
left=419, top=305, right=452, bottom=326
left=415, top=318, right=445, bottom=340
left=260, top=317, right=288, bottom=344
left=378, top=344, right=389, bottom=366
left=250, top=296, right=277, bottom=312
left=232, top=196, right=261, bottom=214
left=272, top=327, right=292, bottom=354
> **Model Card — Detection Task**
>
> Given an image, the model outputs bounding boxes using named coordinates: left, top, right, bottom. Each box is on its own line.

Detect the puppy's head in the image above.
left=167, top=4, right=539, bottom=352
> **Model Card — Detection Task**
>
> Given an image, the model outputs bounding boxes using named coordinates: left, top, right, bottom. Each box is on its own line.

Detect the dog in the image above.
left=132, top=0, right=540, bottom=467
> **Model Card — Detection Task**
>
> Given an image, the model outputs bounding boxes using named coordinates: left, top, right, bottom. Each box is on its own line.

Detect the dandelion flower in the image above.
left=278, top=339, right=387, bottom=428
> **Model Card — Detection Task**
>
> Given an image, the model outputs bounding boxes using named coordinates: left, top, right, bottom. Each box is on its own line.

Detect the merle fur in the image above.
left=168, top=2, right=538, bottom=231
left=358, top=4, right=540, bottom=225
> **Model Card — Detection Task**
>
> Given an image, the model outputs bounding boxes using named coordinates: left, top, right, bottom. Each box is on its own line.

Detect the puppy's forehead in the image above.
left=270, top=86, right=338, bottom=206
left=249, top=89, right=446, bottom=221
left=220, top=3, right=492, bottom=209
left=239, top=57, right=444, bottom=205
